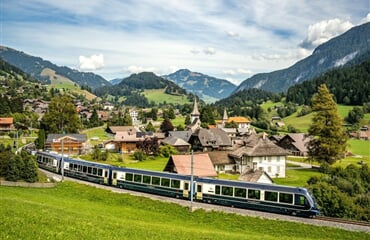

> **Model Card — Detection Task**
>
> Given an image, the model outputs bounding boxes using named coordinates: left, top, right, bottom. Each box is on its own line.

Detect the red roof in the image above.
left=165, top=153, right=217, bottom=177
left=0, top=118, right=13, bottom=125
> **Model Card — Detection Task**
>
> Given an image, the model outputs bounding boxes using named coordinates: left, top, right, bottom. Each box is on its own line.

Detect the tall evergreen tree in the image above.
left=307, top=84, right=348, bottom=165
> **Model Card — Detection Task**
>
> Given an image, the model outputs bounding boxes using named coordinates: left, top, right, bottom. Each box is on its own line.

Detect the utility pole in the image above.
left=190, top=150, right=194, bottom=212
left=61, top=137, right=64, bottom=182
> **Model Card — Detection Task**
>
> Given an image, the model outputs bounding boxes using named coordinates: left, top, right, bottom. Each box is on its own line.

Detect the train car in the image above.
left=111, top=166, right=192, bottom=199
left=36, top=151, right=62, bottom=173
left=195, top=177, right=319, bottom=217
left=62, top=157, right=111, bottom=185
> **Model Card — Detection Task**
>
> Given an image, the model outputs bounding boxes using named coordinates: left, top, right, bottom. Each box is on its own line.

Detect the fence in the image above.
left=0, top=180, right=56, bottom=188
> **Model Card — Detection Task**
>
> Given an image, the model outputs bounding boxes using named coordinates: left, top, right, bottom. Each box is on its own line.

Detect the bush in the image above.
left=133, top=150, right=147, bottom=161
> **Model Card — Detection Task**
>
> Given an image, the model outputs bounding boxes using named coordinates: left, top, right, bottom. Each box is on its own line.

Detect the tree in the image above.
left=307, top=84, right=347, bottom=165
left=40, top=95, right=81, bottom=134
left=136, top=137, right=159, bottom=156
left=160, top=118, right=174, bottom=136
left=145, top=122, right=156, bottom=132
left=345, top=106, right=364, bottom=125
left=36, top=129, right=45, bottom=150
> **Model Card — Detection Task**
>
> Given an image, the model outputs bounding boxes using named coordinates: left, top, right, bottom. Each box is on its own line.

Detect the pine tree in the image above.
left=307, top=84, right=348, bottom=164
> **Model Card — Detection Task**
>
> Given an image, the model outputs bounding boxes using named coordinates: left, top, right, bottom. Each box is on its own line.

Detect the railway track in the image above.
left=315, top=216, right=370, bottom=227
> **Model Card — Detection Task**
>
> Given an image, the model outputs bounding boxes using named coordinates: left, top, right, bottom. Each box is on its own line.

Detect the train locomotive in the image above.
left=36, top=151, right=320, bottom=217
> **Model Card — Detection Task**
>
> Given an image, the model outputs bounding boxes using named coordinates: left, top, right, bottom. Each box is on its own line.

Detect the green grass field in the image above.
left=1, top=182, right=368, bottom=240
left=143, top=89, right=191, bottom=105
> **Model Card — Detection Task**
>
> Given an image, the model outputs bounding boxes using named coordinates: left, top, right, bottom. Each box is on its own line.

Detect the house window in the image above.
left=277, top=166, right=280, bottom=173
left=268, top=166, right=271, bottom=173
left=277, top=156, right=280, bottom=162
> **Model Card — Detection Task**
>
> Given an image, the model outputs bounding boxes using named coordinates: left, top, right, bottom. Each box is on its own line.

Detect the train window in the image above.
left=88, top=167, right=92, bottom=174
left=126, top=173, right=133, bottom=181
left=248, top=189, right=260, bottom=199
left=69, top=163, right=73, bottom=169
left=134, top=174, right=142, bottom=183
left=235, top=188, right=247, bottom=198
left=98, top=169, right=103, bottom=176
left=152, top=176, right=160, bottom=185
left=161, top=178, right=170, bottom=187
left=83, top=166, right=87, bottom=173
left=279, top=193, right=293, bottom=204
left=113, top=172, right=117, bottom=179
left=221, top=186, right=233, bottom=196
left=171, top=179, right=180, bottom=189
left=215, top=185, right=220, bottom=195
left=297, top=195, right=308, bottom=206
left=92, top=168, right=97, bottom=175
left=265, top=191, right=278, bottom=202
left=184, top=182, right=189, bottom=190
left=197, top=185, right=202, bottom=192
left=143, top=175, right=151, bottom=184
left=78, top=165, right=82, bottom=171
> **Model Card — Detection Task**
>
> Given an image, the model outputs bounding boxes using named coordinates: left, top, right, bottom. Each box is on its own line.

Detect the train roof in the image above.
left=64, top=157, right=112, bottom=168
left=197, top=177, right=309, bottom=194
left=111, top=166, right=191, bottom=180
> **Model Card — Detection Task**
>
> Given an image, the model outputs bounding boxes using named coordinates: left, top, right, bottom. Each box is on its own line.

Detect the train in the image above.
left=36, top=151, right=320, bottom=217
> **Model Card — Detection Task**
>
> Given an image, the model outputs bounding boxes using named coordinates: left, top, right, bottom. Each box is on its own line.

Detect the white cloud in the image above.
left=226, top=30, right=239, bottom=38
left=237, top=68, right=252, bottom=74
left=78, top=54, right=104, bottom=70
left=223, top=69, right=236, bottom=75
left=203, top=47, right=216, bottom=55
left=300, top=18, right=353, bottom=49
left=190, top=48, right=201, bottom=54
left=127, top=65, right=158, bottom=74
left=359, top=13, right=370, bottom=24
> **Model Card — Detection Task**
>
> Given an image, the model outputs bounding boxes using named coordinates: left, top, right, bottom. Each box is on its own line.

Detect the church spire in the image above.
left=222, top=108, right=228, bottom=127
left=191, top=97, right=200, bottom=123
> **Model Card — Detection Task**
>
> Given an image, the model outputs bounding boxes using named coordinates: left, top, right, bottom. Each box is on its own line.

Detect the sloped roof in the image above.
left=164, top=153, right=217, bottom=177
left=207, top=151, right=234, bottom=165
left=0, top=117, right=13, bottom=124
left=169, top=130, right=192, bottom=142
left=162, top=136, right=191, bottom=146
left=229, top=136, right=287, bottom=158
left=238, top=169, right=273, bottom=183
left=194, top=128, right=232, bottom=147
left=281, top=133, right=311, bottom=153
left=191, top=98, right=200, bottom=116
left=227, top=116, right=251, bottom=123
left=46, top=134, right=87, bottom=143
left=107, top=126, right=137, bottom=134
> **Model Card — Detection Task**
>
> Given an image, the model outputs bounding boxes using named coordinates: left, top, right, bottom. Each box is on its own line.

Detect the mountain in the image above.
left=163, top=69, right=237, bottom=103
left=0, top=46, right=111, bottom=89
left=94, top=72, right=188, bottom=97
left=235, top=22, right=370, bottom=93
left=110, top=78, right=123, bottom=85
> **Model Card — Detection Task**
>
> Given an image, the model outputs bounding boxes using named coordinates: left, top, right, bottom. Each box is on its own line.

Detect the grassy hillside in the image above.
left=1, top=182, right=368, bottom=240
left=143, top=89, right=191, bottom=105
left=41, top=68, right=98, bottom=101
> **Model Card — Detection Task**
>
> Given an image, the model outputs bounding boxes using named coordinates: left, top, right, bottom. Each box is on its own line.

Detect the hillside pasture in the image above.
left=1, top=182, right=367, bottom=240
left=143, top=89, right=191, bottom=105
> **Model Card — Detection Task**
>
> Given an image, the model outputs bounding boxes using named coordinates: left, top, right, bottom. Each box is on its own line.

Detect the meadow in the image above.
left=143, top=89, right=192, bottom=105
left=1, top=182, right=368, bottom=240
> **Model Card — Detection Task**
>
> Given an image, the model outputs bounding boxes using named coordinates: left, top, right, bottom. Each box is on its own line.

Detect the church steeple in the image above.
left=191, top=97, right=200, bottom=123
left=222, top=108, right=228, bottom=127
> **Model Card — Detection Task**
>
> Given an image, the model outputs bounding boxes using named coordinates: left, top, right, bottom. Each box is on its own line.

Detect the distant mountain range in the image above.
left=163, top=69, right=236, bottom=103
left=235, top=22, right=370, bottom=93
left=0, top=46, right=111, bottom=90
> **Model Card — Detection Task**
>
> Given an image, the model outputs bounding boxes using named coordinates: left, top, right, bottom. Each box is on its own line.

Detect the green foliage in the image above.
left=286, top=59, right=370, bottom=105
left=307, top=164, right=369, bottom=221
left=159, top=145, right=177, bottom=158
left=345, top=106, right=364, bottom=125
left=225, top=121, right=238, bottom=128
left=132, top=150, right=147, bottom=161
left=91, top=146, right=108, bottom=161
left=145, top=122, right=156, bottom=132
left=0, top=144, right=38, bottom=182
left=307, top=84, right=348, bottom=164
left=40, top=95, right=81, bottom=134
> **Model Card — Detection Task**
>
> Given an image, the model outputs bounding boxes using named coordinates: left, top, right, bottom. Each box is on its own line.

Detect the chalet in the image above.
left=217, top=108, right=251, bottom=129
left=189, top=128, right=232, bottom=152
left=112, top=131, right=164, bottom=153
left=0, top=117, right=14, bottom=131
left=163, top=153, right=217, bottom=177
left=278, top=133, right=311, bottom=156
left=161, top=136, right=191, bottom=153
left=228, top=133, right=287, bottom=178
left=106, top=126, right=138, bottom=135
left=207, top=151, right=235, bottom=174
left=45, top=134, right=87, bottom=155
left=168, top=130, right=192, bottom=142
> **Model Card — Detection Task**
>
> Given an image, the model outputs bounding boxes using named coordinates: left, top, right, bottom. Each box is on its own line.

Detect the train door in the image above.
left=183, top=181, right=189, bottom=198
left=112, top=171, right=117, bottom=186
left=196, top=183, right=203, bottom=200
left=103, top=169, right=109, bottom=184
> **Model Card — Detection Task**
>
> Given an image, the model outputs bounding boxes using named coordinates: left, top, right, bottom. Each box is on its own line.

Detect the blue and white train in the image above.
left=36, top=151, right=320, bottom=217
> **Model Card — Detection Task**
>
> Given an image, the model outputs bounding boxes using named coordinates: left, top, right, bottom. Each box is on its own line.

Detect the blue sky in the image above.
left=1, top=0, right=369, bottom=85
